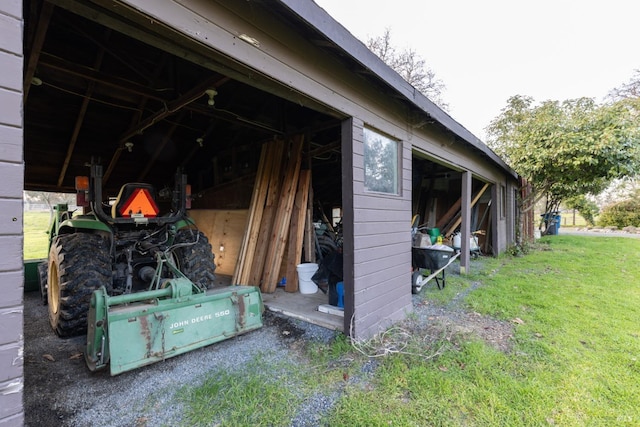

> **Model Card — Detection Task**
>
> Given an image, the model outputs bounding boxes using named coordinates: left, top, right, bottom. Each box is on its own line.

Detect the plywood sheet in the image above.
left=189, top=209, right=248, bottom=276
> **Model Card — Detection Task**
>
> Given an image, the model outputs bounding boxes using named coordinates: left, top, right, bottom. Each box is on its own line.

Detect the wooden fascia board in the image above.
left=276, top=0, right=518, bottom=179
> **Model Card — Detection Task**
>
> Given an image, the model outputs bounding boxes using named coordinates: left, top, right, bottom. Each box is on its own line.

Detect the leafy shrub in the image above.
left=565, top=195, right=598, bottom=226
left=597, top=199, right=640, bottom=228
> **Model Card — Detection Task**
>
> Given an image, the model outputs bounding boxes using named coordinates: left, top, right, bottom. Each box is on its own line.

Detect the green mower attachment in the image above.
left=85, top=281, right=263, bottom=375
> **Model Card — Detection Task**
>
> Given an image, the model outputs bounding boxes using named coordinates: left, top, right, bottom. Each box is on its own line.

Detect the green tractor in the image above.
left=39, top=161, right=263, bottom=375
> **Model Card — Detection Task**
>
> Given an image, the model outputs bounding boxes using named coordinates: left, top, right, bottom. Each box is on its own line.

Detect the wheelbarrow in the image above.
left=411, top=245, right=459, bottom=294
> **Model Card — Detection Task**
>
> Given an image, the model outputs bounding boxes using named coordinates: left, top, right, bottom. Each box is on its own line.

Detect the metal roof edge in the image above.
left=276, top=0, right=518, bottom=179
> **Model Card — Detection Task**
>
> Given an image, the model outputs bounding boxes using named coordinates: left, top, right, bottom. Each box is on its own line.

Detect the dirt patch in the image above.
left=411, top=281, right=515, bottom=353
left=413, top=302, right=515, bottom=353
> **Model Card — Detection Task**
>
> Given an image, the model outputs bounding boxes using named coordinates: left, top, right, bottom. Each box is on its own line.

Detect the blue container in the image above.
left=336, top=282, right=344, bottom=308
left=541, top=212, right=560, bottom=235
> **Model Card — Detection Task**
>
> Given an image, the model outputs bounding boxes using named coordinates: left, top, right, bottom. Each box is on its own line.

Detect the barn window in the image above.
left=363, top=127, right=399, bottom=194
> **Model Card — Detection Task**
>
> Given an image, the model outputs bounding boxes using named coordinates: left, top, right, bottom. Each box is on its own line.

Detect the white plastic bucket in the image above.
left=452, top=233, right=461, bottom=249
left=296, top=263, right=319, bottom=294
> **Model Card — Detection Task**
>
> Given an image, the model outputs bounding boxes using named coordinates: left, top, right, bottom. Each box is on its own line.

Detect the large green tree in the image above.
left=486, top=94, right=640, bottom=218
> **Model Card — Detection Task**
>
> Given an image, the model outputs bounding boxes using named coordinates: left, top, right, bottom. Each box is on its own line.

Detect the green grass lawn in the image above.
left=558, top=211, right=589, bottom=227
left=182, top=235, right=640, bottom=426
left=333, top=236, right=640, bottom=426
left=23, top=211, right=51, bottom=259
left=22, top=212, right=638, bottom=425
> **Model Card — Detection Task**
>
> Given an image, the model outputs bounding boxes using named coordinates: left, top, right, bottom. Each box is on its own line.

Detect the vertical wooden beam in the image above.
left=302, top=136, right=315, bottom=263
left=24, top=2, right=54, bottom=102
left=249, top=140, right=285, bottom=286
left=302, top=184, right=315, bottom=263
left=284, top=169, right=311, bottom=292
left=341, top=118, right=356, bottom=336
left=491, top=184, right=500, bottom=256
left=232, top=142, right=271, bottom=284
left=460, top=171, right=472, bottom=274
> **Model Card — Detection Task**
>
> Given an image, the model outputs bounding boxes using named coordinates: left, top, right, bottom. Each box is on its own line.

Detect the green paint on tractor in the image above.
left=39, top=160, right=263, bottom=375
left=86, top=282, right=263, bottom=375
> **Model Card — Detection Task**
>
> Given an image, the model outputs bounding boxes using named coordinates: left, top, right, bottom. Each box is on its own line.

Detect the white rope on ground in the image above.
left=416, top=251, right=460, bottom=288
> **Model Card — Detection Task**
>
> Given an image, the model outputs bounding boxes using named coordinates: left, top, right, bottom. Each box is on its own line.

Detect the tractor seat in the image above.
left=111, top=183, right=159, bottom=218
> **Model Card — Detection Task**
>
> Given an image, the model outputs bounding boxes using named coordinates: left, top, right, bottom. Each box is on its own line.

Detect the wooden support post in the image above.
left=460, top=171, right=472, bottom=274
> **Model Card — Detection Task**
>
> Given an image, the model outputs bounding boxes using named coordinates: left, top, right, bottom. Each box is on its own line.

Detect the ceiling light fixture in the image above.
left=238, top=34, right=260, bottom=47
left=204, top=89, right=217, bottom=106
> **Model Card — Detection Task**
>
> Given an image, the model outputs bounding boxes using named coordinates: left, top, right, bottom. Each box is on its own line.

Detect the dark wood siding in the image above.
left=0, top=1, right=25, bottom=424
left=347, top=119, right=413, bottom=339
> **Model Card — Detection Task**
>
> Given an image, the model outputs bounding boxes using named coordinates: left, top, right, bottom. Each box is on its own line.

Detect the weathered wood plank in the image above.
left=249, top=140, right=285, bottom=286
left=441, top=182, right=490, bottom=237
left=262, top=135, right=304, bottom=292
left=284, top=169, right=311, bottom=292
left=233, top=143, right=271, bottom=284
left=302, top=184, right=315, bottom=263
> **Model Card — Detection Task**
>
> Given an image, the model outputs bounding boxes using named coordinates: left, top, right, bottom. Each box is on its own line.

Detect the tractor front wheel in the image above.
left=48, top=233, right=112, bottom=337
left=174, top=229, right=217, bottom=290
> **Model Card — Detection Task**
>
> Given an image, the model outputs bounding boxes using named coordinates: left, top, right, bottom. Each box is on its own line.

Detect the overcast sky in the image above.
left=314, top=0, right=639, bottom=141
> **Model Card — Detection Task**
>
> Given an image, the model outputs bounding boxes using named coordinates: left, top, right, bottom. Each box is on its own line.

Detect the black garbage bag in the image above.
left=312, top=250, right=343, bottom=306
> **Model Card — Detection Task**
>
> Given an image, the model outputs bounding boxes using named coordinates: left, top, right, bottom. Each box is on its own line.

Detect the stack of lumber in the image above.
left=232, top=135, right=312, bottom=293
left=438, top=183, right=489, bottom=237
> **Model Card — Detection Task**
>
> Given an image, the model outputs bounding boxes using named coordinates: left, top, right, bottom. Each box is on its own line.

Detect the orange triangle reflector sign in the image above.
left=119, top=188, right=159, bottom=218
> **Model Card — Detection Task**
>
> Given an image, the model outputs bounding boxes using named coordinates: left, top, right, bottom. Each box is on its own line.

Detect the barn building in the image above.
left=0, top=1, right=519, bottom=423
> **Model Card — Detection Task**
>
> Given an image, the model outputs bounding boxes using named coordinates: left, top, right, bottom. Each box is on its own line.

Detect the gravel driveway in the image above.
left=23, top=262, right=514, bottom=426
left=559, top=228, right=640, bottom=238
left=23, top=291, right=338, bottom=427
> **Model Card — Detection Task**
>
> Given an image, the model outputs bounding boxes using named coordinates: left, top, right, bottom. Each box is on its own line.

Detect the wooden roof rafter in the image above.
left=103, top=75, right=230, bottom=183
left=55, top=10, right=154, bottom=85
left=37, top=53, right=168, bottom=103
left=100, top=51, right=168, bottom=185
left=24, top=2, right=55, bottom=102
left=136, top=110, right=185, bottom=182
left=56, top=28, right=111, bottom=188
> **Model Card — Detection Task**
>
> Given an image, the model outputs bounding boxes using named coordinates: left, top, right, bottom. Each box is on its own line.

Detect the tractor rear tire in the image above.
left=38, top=261, right=48, bottom=305
left=174, top=229, right=217, bottom=290
left=47, top=233, right=112, bottom=337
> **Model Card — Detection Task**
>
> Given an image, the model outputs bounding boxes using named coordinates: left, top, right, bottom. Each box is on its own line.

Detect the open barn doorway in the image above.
left=23, top=1, right=347, bottom=331
left=412, top=155, right=494, bottom=256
